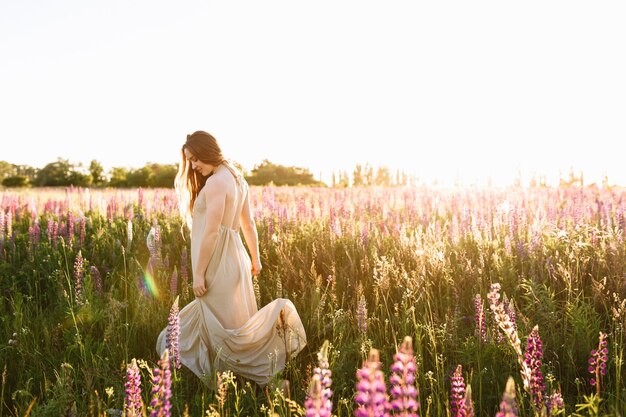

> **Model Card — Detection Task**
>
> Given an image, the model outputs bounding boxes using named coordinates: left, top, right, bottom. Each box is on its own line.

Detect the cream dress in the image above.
left=156, top=166, right=306, bottom=386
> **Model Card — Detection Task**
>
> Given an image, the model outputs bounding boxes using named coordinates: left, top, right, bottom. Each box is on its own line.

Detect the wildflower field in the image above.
left=0, top=185, right=624, bottom=416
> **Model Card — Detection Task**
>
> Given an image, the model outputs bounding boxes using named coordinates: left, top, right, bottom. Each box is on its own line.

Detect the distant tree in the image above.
left=89, top=160, right=105, bottom=186
left=375, top=166, right=392, bottom=186
left=2, top=175, right=28, bottom=187
left=336, top=171, right=350, bottom=188
left=353, top=164, right=364, bottom=187
left=35, top=158, right=72, bottom=186
left=364, top=164, right=374, bottom=186
left=108, top=167, right=129, bottom=187
left=15, top=165, right=38, bottom=182
left=68, top=170, right=92, bottom=187
left=147, top=163, right=177, bottom=188
left=246, top=159, right=324, bottom=186
left=126, top=166, right=153, bottom=188
left=0, top=161, right=15, bottom=180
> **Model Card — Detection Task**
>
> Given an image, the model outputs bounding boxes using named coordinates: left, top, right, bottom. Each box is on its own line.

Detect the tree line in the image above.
left=0, top=158, right=327, bottom=188
left=0, top=158, right=422, bottom=189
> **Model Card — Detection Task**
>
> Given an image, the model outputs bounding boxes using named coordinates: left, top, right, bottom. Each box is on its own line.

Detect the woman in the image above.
left=156, top=131, right=306, bottom=387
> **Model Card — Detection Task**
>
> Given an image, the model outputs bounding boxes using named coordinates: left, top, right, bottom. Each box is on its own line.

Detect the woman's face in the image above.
left=184, top=148, right=215, bottom=177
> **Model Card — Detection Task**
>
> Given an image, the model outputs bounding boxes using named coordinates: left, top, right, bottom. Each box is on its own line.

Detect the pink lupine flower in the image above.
left=474, top=294, right=487, bottom=343
left=304, top=340, right=333, bottom=417
left=125, top=358, right=143, bottom=416
left=450, top=365, right=465, bottom=417
left=150, top=349, right=172, bottom=417
left=90, top=266, right=103, bottom=297
left=355, top=349, right=389, bottom=417
left=74, top=250, right=84, bottom=305
left=166, top=297, right=181, bottom=370
left=495, top=377, right=518, bottom=417
left=457, top=384, right=473, bottom=417
left=524, top=325, right=546, bottom=410
left=388, top=336, right=419, bottom=417
left=588, top=332, right=609, bottom=396
left=170, top=268, right=178, bottom=295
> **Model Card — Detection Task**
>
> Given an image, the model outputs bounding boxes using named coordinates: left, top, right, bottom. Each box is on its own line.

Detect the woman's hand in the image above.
left=251, top=258, right=262, bottom=277
left=193, top=276, right=207, bottom=298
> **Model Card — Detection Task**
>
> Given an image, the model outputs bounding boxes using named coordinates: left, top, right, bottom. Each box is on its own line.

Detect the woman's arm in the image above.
left=192, top=179, right=226, bottom=297
left=240, top=190, right=262, bottom=276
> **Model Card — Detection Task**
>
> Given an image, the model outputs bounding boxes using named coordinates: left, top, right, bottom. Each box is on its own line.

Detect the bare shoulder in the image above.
left=202, top=172, right=229, bottom=200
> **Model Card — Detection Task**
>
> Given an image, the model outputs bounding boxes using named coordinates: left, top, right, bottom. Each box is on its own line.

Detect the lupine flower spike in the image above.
left=389, top=336, right=419, bottom=417
left=355, top=349, right=390, bottom=417
left=304, top=340, right=333, bottom=417
left=495, top=377, right=518, bottom=417
left=488, top=283, right=532, bottom=395
left=166, top=296, right=181, bottom=369
left=150, top=349, right=172, bottom=417
left=588, top=331, right=608, bottom=396
left=450, top=365, right=465, bottom=417
left=474, top=294, right=487, bottom=343
left=524, top=325, right=546, bottom=410
left=74, top=250, right=84, bottom=305
left=125, top=358, right=143, bottom=417
left=458, top=384, right=473, bottom=417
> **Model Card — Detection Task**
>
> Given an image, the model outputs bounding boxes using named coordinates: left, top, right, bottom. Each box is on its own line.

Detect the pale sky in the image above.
left=1, top=1, right=625, bottom=186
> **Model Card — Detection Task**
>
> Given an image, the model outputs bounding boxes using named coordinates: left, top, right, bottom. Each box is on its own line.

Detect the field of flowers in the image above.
left=0, top=185, right=624, bottom=416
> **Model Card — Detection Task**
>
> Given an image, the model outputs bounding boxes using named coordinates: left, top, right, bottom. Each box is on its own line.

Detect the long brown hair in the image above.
left=174, top=131, right=226, bottom=228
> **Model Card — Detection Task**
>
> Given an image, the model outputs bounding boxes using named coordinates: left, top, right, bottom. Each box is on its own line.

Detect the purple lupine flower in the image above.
left=355, top=349, right=389, bottom=417
left=166, top=297, right=181, bottom=369
left=46, top=217, right=53, bottom=244
left=305, top=375, right=329, bottom=417
left=304, top=340, right=333, bottom=417
left=545, top=390, right=564, bottom=415
left=495, top=377, right=518, bottom=417
left=52, top=220, right=59, bottom=248
left=150, top=349, right=172, bottom=417
left=524, top=325, right=546, bottom=410
left=125, top=358, right=143, bottom=417
left=474, top=294, right=487, bottom=343
left=90, top=266, right=103, bottom=297
left=74, top=250, right=84, bottom=305
left=389, top=336, right=419, bottom=417
left=357, top=290, right=368, bottom=335
left=450, top=365, right=465, bottom=417
left=0, top=211, right=5, bottom=241
left=170, top=268, right=178, bottom=295
left=28, top=222, right=41, bottom=248
left=588, top=332, right=609, bottom=396
left=457, top=384, right=473, bottom=417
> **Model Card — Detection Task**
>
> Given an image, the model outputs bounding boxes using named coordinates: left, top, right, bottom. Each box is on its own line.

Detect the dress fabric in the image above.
left=156, top=174, right=306, bottom=386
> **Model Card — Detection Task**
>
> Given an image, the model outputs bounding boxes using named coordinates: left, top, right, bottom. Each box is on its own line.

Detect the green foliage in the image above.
left=246, top=159, right=324, bottom=186
left=1, top=175, right=28, bottom=187
left=0, top=186, right=625, bottom=416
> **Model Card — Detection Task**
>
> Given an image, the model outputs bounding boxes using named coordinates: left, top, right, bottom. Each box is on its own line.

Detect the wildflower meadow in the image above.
left=0, top=185, right=625, bottom=416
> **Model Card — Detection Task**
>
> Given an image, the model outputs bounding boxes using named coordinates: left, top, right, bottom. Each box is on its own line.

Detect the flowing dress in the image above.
left=156, top=170, right=306, bottom=386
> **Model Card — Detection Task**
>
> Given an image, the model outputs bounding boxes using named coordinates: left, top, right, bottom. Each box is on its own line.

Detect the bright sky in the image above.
left=1, top=1, right=625, bottom=187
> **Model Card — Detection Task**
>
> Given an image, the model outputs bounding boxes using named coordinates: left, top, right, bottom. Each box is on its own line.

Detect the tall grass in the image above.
left=0, top=185, right=624, bottom=416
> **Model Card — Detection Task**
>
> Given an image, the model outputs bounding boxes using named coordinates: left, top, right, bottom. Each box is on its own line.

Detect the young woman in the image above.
left=156, top=131, right=306, bottom=386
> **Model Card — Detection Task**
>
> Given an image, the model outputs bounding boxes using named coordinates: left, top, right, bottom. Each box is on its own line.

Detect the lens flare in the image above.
left=141, top=270, right=160, bottom=299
